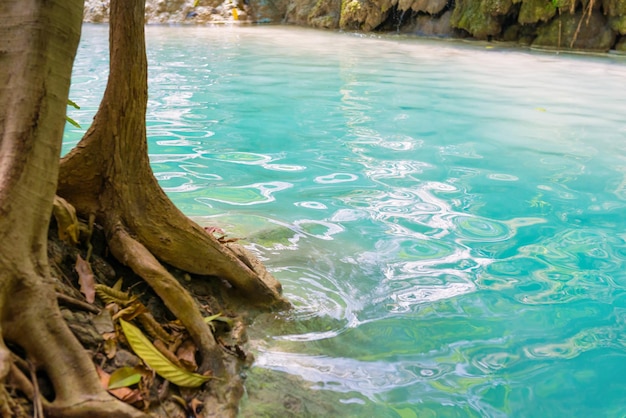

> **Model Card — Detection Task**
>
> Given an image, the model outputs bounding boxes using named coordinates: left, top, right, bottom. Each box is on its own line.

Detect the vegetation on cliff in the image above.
left=84, top=0, right=626, bottom=51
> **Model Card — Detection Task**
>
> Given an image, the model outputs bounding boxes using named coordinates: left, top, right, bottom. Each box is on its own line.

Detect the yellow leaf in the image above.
left=119, top=319, right=211, bottom=388
left=108, top=366, right=143, bottom=389
left=203, top=313, right=222, bottom=324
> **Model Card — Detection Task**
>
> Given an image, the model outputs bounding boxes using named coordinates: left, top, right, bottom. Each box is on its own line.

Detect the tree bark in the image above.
left=0, top=1, right=146, bottom=416
left=57, top=0, right=288, bottom=385
left=59, top=0, right=287, bottom=306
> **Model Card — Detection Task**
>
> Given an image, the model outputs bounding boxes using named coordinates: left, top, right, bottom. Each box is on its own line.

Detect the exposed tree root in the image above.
left=0, top=0, right=175, bottom=415
left=0, top=270, right=148, bottom=418
left=56, top=0, right=289, bottom=385
left=107, top=222, right=224, bottom=374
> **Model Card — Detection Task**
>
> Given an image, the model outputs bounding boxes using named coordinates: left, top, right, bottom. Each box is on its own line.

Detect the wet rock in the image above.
left=609, top=15, right=626, bottom=34
left=451, top=0, right=502, bottom=39
left=340, top=0, right=394, bottom=31
left=284, top=0, right=316, bottom=25
left=307, top=0, right=341, bottom=29
left=404, top=10, right=455, bottom=36
left=399, top=0, right=449, bottom=15
left=533, top=10, right=616, bottom=51
left=616, top=34, right=626, bottom=49
left=481, top=0, right=514, bottom=16
left=603, top=0, right=626, bottom=16
left=247, top=0, right=290, bottom=23
left=518, top=0, right=557, bottom=24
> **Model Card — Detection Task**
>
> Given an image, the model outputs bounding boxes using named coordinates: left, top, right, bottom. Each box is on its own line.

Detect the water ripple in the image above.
left=197, top=181, right=292, bottom=206
left=69, top=25, right=626, bottom=418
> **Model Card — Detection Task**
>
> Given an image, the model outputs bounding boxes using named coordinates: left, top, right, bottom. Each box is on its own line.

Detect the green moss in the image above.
left=310, top=15, right=338, bottom=28
left=533, top=11, right=615, bottom=51
left=603, top=0, right=626, bottom=16
left=340, top=0, right=362, bottom=27
left=308, top=0, right=340, bottom=28
left=481, top=0, right=514, bottom=16
left=451, top=0, right=502, bottom=39
left=518, top=0, right=557, bottom=24
left=342, top=0, right=362, bottom=14
left=609, top=15, right=626, bottom=34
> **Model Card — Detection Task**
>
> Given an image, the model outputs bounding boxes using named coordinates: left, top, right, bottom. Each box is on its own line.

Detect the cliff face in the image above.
left=267, top=0, right=625, bottom=51
left=84, top=0, right=626, bottom=51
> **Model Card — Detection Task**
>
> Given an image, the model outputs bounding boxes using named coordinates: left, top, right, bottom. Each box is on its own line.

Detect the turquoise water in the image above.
left=66, top=25, right=626, bottom=417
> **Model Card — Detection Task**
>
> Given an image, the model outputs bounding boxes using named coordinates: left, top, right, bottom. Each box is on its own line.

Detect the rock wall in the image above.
left=84, top=0, right=626, bottom=51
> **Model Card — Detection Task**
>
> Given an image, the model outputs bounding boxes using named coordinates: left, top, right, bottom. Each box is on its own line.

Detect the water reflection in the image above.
left=67, top=25, right=626, bottom=417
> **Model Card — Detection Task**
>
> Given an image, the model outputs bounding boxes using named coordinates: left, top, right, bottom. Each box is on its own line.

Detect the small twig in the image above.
left=557, top=8, right=562, bottom=52
left=10, top=353, right=30, bottom=375
left=9, top=363, right=34, bottom=400
left=570, top=0, right=594, bottom=49
left=56, top=292, right=100, bottom=314
left=28, top=360, right=44, bottom=418
left=86, top=213, right=96, bottom=262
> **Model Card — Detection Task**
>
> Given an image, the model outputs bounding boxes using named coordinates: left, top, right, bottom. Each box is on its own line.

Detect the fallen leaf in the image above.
left=203, top=313, right=222, bottom=324
left=120, top=319, right=211, bottom=388
left=176, top=339, right=198, bottom=372
left=189, top=398, right=204, bottom=418
left=75, top=255, right=95, bottom=303
left=203, top=226, right=225, bottom=236
left=104, top=337, right=118, bottom=359
left=108, top=366, right=144, bottom=389
left=153, top=339, right=183, bottom=368
left=96, top=365, right=143, bottom=403
left=52, top=195, right=80, bottom=245
left=112, top=277, right=124, bottom=291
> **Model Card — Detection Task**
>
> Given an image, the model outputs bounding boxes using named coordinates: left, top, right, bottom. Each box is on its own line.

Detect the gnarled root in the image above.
left=107, top=223, right=223, bottom=374
left=0, top=270, right=147, bottom=418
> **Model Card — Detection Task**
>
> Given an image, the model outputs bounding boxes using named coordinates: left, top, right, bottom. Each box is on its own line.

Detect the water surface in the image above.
left=65, top=25, right=626, bottom=417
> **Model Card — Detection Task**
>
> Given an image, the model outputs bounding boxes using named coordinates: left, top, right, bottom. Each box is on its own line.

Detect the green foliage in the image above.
left=108, top=366, right=143, bottom=389
left=66, top=99, right=81, bottom=129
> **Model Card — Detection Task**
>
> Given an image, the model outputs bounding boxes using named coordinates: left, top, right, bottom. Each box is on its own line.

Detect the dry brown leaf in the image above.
left=112, top=302, right=147, bottom=322
left=176, top=339, right=198, bottom=372
left=203, top=226, right=225, bottom=236
left=104, top=337, right=118, bottom=359
left=75, top=254, right=95, bottom=303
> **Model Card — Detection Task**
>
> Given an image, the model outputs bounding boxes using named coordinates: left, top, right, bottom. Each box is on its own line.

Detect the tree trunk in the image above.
left=0, top=1, right=146, bottom=416
left=57, top=0, right=288, bottom=387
